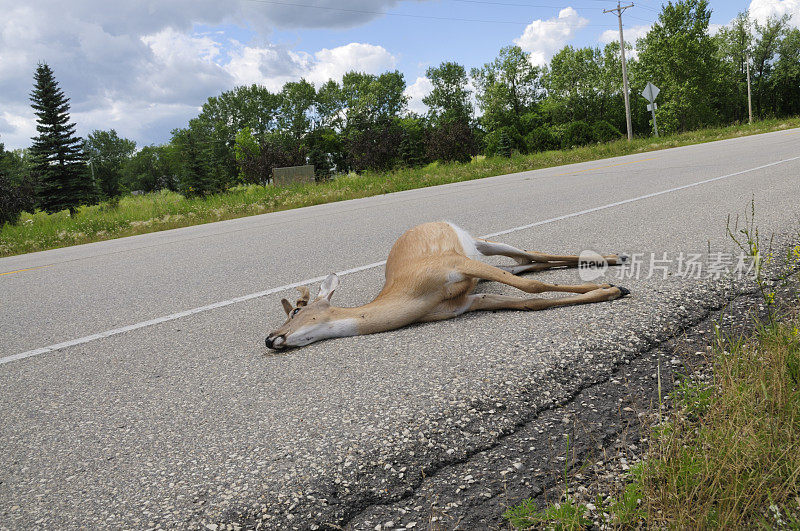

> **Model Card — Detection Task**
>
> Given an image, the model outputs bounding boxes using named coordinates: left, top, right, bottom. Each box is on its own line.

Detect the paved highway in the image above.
left=1, top=128, right=798, bottom=528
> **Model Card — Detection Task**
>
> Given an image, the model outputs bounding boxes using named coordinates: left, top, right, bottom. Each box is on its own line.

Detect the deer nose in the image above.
left=265, top=334, right=285, bottom=349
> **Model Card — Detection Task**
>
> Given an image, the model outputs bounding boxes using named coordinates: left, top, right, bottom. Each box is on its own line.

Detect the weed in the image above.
left=503, top=436, right=594, bottom=530
left=504, top=497, right=591, bottom=530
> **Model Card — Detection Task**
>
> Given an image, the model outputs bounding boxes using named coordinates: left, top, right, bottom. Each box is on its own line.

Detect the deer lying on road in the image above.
left=265, top=221, right=628, bottom=350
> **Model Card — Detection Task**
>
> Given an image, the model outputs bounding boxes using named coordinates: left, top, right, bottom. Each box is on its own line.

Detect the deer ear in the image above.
left=295, top=286, right=310, bottom=307
left=317, top=273, right=339, bottom=301
left=281, top=298, right=294, bottom=316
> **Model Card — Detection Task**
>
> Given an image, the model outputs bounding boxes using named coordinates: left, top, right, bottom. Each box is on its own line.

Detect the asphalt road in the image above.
left=1, top=128, right=799, bottom=529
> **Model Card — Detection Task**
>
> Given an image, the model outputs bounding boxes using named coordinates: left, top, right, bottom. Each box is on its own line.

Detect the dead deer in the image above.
left=265, top=221, right=628, bottom=349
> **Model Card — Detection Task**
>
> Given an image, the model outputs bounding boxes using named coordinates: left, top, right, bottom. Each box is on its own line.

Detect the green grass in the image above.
left=635, top=313, right=800, bottom=529
left=504, top=497, right=592, bottom=530
left=2, top=117, right=799, bottom=257
left=505, top=307, right=800, bottom=530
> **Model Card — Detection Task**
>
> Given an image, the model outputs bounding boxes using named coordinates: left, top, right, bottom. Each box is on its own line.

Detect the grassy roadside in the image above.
left=505, top=304, right=800, bottom=530
left=504, top=207, right=800, bottom=529
left=2, top=117, right=798, bottom=258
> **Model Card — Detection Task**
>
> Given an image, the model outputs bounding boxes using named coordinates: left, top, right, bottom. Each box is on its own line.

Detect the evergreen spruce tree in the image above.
left=29, top=63, right=95, bottom=214
left=497, top=128, right=513, bottom=157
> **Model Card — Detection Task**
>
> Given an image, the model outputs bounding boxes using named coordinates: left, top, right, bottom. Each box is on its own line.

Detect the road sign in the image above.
left=642, top=82, right=660, bottom=103
left=641, top=81, right=660, bottom=137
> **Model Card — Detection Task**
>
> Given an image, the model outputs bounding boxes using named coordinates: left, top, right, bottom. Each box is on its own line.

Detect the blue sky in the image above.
left=0, top=0, right=793, bottom=150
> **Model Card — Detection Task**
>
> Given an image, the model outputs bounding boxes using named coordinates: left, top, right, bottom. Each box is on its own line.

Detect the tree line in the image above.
left=2, top=0, right=799, bottom=226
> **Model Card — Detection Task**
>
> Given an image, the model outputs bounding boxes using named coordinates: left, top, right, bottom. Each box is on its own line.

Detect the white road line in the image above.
left=3, top=155, right=798, bottom=366
left=484, top=156, right=799, bottom=237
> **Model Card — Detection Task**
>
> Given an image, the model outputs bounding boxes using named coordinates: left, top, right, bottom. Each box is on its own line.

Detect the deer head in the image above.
left=265, top=274, right=354, bottom=349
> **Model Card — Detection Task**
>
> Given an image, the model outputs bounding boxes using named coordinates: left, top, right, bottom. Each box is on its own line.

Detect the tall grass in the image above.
left=636, top=314, right=800, bottom=528
left=2, top=117, right=798, bottom=257
left=504, top=309, right=800, bottom=530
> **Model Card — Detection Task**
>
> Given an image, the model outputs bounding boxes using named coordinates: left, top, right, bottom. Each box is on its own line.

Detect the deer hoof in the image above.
left=612, top=285, right=631, bottom=297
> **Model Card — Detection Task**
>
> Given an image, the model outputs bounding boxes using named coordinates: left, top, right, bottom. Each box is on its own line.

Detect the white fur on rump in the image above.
left=446, top=222, right=479, bottom=258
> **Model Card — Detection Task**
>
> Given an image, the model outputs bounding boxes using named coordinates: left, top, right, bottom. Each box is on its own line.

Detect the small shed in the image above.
left=272, top=165, right=315, bottom=186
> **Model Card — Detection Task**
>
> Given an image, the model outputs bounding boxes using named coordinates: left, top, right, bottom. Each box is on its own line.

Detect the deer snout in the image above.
left=265, top=333, right=286, bottom=349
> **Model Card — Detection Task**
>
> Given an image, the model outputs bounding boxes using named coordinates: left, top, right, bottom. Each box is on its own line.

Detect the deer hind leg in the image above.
left=474, top=238, right=625, bottom=273
left=465, top=289, right=627, bottom=313
left=455, top=256, right=625, bottom=295
left=420, top=286, right=627, bottom=322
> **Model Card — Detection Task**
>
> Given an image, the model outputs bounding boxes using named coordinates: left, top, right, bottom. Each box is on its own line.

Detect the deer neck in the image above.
left=329, top=295, right=430, bottom=336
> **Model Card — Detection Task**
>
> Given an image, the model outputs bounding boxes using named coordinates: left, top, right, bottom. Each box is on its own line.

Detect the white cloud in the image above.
left=140, top=28, right=233, bottom=102
left=708, top=23, right=724, bottom=35
left=598, top=24, right=651, bottom=59
left=404, top=76, right=433, bottom=115
left=223, top=42, right=397, bottom=91
left=306, top=43, right=397, bottom=85
left=0, top=106, right=37, bottom=151
left=224, top=45, right=308, bottom=91
left=749, top=0, right=800, bottom=26
left=599, top=24, right=651, bottom=45
left=514, top=7, right=589, bottom=66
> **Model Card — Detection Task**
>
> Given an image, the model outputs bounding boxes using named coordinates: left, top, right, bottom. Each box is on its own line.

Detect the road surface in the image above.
left=1, top=128, right=799, bottom=528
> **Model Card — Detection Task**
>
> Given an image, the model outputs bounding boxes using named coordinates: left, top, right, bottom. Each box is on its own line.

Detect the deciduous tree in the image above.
left=84, top=129, right=136, bottom=198
left=635, top=0, right=721, bottom=133
left=423, top=61, right=473, bottom=124
left=471, top=46, right=542, bottom=135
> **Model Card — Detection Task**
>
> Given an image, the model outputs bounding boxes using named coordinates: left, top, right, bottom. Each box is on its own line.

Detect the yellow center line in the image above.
left=555, top=156, right=660, bottom=176
left=0, top=265, right=54, bottom=276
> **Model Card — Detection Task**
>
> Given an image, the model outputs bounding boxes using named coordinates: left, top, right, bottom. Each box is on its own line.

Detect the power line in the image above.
left=450, top=0, right=608, bottom=10
left=241, top=0, right=616, bottom=26
left=627, top=14, right=656, bottom=24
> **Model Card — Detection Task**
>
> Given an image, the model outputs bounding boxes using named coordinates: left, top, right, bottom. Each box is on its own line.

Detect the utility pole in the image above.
left=605, top=1, right=635, bottom=141
left=746, top=52, right=753, bottom=125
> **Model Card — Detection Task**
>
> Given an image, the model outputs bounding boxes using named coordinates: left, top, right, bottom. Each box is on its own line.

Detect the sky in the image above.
left=1, top=0, right=797, bottom=151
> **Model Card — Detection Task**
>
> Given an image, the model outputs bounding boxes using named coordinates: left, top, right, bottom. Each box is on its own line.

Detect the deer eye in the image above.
left=290, top=308, right=301, bottom=317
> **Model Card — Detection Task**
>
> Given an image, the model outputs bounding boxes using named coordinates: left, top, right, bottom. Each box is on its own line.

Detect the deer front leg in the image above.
left=455, top=257, right=619, bottom=295
left=497, top=260, right=574, bottom=275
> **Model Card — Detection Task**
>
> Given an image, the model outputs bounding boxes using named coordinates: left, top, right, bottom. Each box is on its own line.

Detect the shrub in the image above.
left=122, top=145, right=178, bottom=193
left=484, top=126, right=525, bottom=157
left=345, top=118, right=403, bottom=172
left=592, top=120, right=623, bottom=143
left=399, top=117, right=427, bottom=167
left=425, top=118, right=477, bottom=163
left=0, top=173, right=35, bottom=226
left=525, top=126, right=560, bottom=153
left=307, top=147, right=332, bottom=181
left=519, top=111, right=544, bottom=135
left=562, top=120, right=595, bottom=148
left=306, top=127, right=346, bottom=177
